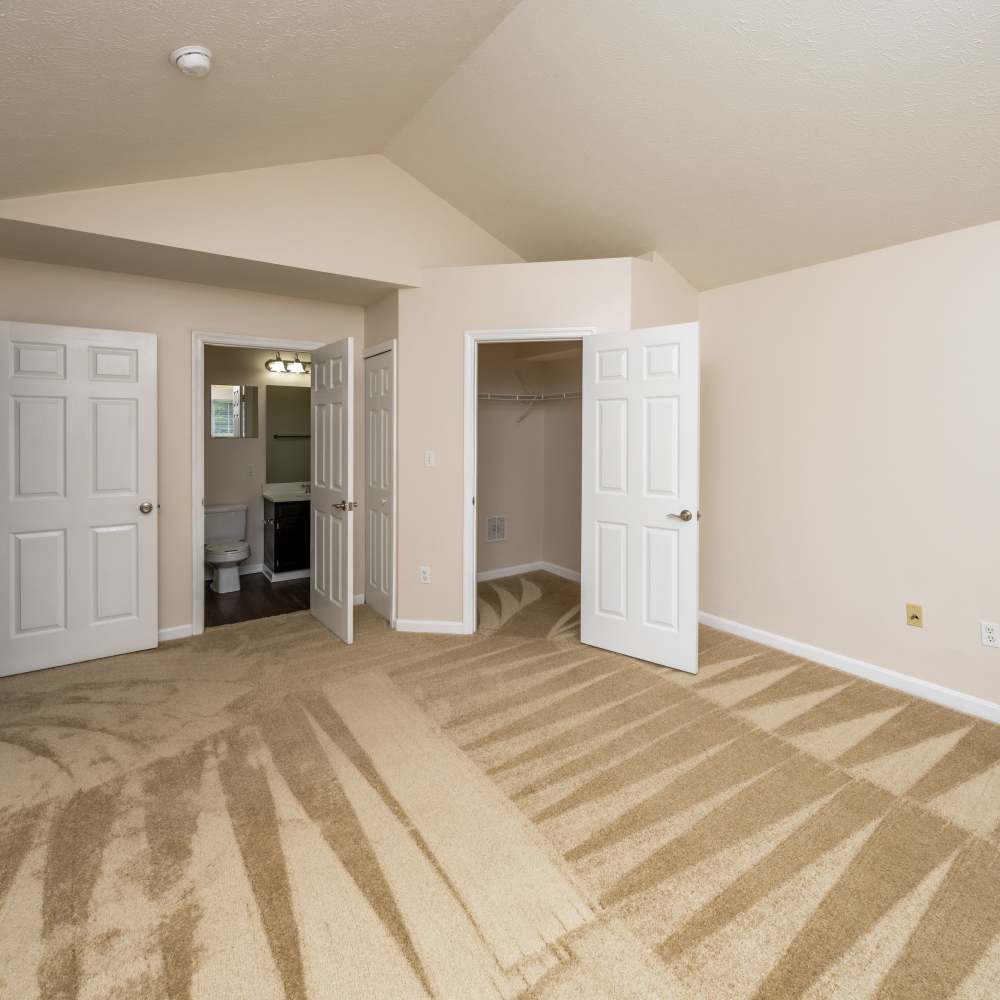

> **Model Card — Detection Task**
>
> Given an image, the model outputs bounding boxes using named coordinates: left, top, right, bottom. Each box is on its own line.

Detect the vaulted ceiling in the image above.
left=3, top=0, right=999, bottom=288
left=0, top=0, right=520, bottom=196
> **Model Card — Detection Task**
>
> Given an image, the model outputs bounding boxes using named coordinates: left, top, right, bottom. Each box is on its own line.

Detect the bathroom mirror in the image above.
left=210, top=384, right=259, bottom=438
left=266, top=385, right=311, bottom=482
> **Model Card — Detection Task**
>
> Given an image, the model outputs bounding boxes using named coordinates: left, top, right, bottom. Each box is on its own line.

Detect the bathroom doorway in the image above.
left=202, top=343, right=313, bottom=627
left=192, top=331, right=327, bottom=634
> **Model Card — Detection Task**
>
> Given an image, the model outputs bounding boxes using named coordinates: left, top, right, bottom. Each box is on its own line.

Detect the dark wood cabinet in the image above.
left=263, top=499, right=310, bottom=575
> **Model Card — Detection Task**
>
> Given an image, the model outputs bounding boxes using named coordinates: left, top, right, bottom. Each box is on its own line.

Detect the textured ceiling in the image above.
left=4, top=0, right=1000, bottom=288
left=387, top=0, right=1000, bottom=287
left=0, top=0, right=519, bottom=197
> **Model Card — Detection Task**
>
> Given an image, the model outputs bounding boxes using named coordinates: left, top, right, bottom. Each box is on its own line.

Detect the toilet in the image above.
left=204, top=503, right=251, bottom=594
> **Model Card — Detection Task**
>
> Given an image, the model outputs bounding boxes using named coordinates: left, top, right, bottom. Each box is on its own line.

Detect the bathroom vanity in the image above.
left=262, top=495, right=310, bottom=580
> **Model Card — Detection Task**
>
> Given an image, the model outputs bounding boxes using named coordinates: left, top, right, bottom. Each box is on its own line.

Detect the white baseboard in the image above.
left=159, top=624, right=193, bottom=643
left=477, top=561, right=542, bottom=582
left=477, top=560, right=581, bottom=583
left=354, top=593, right=365, bottom=606
left=539, top=561, right=581, bottom=583
left=395, top=619, right=469, bottom=635
left=699, top=611, right=1000, bottom=726
left=262, top=566, right=311, bottom=583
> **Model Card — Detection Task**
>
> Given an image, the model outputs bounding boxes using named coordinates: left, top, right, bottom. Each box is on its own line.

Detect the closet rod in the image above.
left=477, top=391, right=582, bottom=401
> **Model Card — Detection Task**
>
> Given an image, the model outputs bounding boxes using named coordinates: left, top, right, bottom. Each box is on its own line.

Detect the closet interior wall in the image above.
left=476, top=341, right=582, bottom=577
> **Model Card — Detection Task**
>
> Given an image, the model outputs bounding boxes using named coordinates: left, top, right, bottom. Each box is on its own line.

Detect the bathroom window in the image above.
left=211, top=396, right=237, bottom=437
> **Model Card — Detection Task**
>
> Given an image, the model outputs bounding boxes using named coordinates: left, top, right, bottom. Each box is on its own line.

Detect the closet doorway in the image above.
left=474, top=338, right=583, bottom=637
left=463, top=324, right=702, bottom=673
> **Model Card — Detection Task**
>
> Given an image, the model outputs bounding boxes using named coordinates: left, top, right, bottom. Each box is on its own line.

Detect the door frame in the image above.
left=362, top=339, right=399, bottom=627
left=462, top=327, right=597, bottom=634
left=191, top=330, right=327, bottom=636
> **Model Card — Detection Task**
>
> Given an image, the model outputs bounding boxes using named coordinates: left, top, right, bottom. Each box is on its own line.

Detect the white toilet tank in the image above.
left=205, top=503, right=247, bottom=544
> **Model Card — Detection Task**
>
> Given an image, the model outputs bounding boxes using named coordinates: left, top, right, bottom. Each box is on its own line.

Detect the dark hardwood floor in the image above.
left=204, top=572, right=311, bottom=628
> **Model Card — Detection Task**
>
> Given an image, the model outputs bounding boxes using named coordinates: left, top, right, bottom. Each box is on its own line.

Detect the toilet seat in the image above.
left=205, top=540, right=250, bottom=561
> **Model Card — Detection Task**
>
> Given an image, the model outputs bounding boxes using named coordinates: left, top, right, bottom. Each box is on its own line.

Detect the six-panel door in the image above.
left=310, top=337, right=354, bottom=644
left=1, top=321, right=158, bottom=676
left=365, top=348, right=394, bottom=622
left=581, top=324, right=700, bottom=672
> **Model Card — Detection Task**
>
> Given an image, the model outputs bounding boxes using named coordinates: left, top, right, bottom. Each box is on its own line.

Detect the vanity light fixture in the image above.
left=264, top=352, right=311, bottom=375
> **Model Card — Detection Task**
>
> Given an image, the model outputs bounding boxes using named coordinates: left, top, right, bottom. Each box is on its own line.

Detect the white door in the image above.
left=364, top=346, right=396, bottom=622
left=581, top=323, right=700, bottom=672
left=310, top=337, right=354, bottom=643
left=0, top=320, right=158, bottom=676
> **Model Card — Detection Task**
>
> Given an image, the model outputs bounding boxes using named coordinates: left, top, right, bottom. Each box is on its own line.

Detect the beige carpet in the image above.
left=2, top=571, right=1000, bottom=999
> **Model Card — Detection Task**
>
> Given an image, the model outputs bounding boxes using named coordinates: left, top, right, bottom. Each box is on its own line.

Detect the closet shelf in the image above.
left=516, top=347, right=580, bottom=363
left=477, top=391, right=582, bottom=402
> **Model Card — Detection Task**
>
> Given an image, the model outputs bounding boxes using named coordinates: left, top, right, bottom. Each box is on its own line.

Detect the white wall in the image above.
left=700, top=220, right=1000, bottom=704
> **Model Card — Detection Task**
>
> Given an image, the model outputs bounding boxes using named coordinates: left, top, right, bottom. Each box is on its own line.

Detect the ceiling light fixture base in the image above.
left=170, top=45, right=212, bottom=78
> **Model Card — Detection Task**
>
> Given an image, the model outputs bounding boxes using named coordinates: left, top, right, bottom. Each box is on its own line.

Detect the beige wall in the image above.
left=364, top=292, right=400, bottom=348
left=0, top=156, right=520, bottom=288
left=476, top=398, right=545, bottom=572
left=396, top=257, right=691, bottom=624
left=203, top=346, right=312, bottom=574
left=476, top=342, right=584, bottom=576
left=398, top=259, right=632, bottom=622
left=542, top=394, right=582, bottom=572
left=476, top=344, right=545, bottom=573
left=700, top=220, right=1000, bottom=704
left=631, top=251, right=699, bottom=327
left=0, top=257, right=362, bottom=630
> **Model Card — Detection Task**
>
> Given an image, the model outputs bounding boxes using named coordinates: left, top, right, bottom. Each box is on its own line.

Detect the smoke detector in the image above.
left=170, top=45, right=212, bottom=78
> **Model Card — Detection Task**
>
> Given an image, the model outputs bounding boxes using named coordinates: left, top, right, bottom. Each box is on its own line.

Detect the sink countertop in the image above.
left=262, top=485, right=311, bottom=502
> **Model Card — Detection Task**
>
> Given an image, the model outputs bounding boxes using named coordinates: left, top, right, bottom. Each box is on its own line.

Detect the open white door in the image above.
left=310, top=336, right=354, bottom=643
left=1, top=320, right=158, bottom=676
left=581, top=323, right=700, bottom=672
left=364, top=344, right=396, bottom=623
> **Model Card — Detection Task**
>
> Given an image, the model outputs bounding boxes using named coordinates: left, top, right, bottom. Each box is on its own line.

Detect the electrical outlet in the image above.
left=424, top=450, right=436, bottom=468
left=419, top=566, right=431, bottom=584
left=982, top=621, right=1000, bottom=649
left=906, top=603, right=923, bottom=628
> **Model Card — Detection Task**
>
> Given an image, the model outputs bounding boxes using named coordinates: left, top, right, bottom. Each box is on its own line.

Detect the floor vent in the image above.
left=486, top=515, right=507, bottom=543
